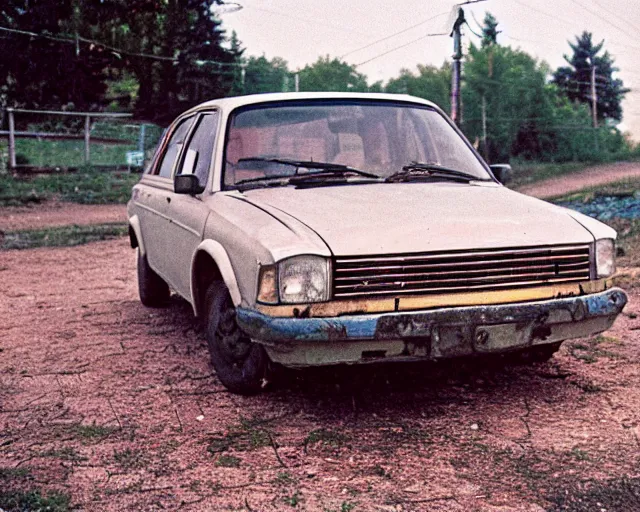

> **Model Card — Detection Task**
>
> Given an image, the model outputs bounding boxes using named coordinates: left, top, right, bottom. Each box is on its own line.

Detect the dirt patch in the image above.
left=1, top=238, right=640, bottom=511
left=516, top=161, right=640, bottom=199
left=0, top=201, right=127, bottom=231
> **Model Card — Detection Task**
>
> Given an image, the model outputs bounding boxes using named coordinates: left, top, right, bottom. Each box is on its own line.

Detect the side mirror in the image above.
left=174, top=174, right=205, bottom=195
left=490, top=164, right=513, bottom=185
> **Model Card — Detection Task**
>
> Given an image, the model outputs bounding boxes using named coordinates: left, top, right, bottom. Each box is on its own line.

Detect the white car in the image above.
left=127, top=92, right=627, bottom=394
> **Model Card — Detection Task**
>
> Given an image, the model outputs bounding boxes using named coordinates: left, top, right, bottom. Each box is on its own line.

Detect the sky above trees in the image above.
left=221, top=0, right=640, bottom=138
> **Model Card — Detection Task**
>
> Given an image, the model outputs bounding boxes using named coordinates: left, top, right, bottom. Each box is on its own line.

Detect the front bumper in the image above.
left=236, top=288, right=627, bottom=367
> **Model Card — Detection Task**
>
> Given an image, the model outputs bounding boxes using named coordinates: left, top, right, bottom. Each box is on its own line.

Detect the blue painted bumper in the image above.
left=236, top=288, right=627, bottom=345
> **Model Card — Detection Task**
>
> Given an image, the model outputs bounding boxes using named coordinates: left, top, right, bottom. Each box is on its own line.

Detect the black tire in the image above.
left=204, top=281, right=271, bottom=395
left=137, top=249, right=170, bottom=307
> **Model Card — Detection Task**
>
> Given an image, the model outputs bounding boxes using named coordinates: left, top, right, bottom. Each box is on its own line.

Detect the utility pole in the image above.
left=591, top=64, right=598, bottom=128
left=294, top=72, right=300, bottom=92
left=450, top=7, right=465, bottom=126
left=591, top=62, right=599, bottom=154
left=481, top=94, right=488, bottom=160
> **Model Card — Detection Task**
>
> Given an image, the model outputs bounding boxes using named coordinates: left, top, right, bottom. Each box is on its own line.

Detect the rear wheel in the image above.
left=137, top=249, right=170, bottom=307
left=204, top=281, right=271, bottom=395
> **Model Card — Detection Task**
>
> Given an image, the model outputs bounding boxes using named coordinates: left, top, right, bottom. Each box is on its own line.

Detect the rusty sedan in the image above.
left=127, top=92, right=627, bottom=394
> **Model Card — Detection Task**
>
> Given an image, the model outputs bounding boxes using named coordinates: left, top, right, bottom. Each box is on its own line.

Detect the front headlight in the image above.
left=595, top=238, right=616, bottom=278
left=278, top=255, right=331, bottom=304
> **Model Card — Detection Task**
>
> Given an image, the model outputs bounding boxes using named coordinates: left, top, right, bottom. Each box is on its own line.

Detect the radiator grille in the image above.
left=332, top=244, right=592, bottom=299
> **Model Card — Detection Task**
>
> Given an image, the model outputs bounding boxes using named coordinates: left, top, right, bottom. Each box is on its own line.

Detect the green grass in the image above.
left=215, top=454, right=241, bottom=468
left=1, top=223, right=128, bottom=250
left=0, top=169, right=140, bottom=206
left=73, top=423, right=118, bottom=440
left=8, top=138, right=139, bottom=168
left=0, top=490, right=71, bottom=512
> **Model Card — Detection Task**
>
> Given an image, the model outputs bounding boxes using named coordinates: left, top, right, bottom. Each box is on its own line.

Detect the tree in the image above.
left=0, top=0, right=109, bottom=112
left=385, top=63, right=451, bottom=111
left=242, top=56, right=291, bottom=95
left=298, top=56, right=368, bottom=92
left=463, top=42, right=554, bottom=162
left=0, top=0, right=241, bottom=122
left=552, top=32, right=629, bottom=122
left=481, top=12, right=499, bottom=48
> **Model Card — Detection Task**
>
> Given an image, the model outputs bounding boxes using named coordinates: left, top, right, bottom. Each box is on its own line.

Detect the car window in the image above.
left=224, top=101, right=490, bottom=186
left=155, top=116, right=194, bottom=178
left=178, top=112, right=218, bottom=186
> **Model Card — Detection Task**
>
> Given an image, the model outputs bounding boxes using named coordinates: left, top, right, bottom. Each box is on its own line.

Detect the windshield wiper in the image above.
left=386, top=162, right=484, bottom=183
left=236, top=157, right=380, bottom=179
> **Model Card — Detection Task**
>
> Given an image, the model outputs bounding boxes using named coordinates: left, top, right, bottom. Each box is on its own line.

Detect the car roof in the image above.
left=184, top=92, right=440, bottom=114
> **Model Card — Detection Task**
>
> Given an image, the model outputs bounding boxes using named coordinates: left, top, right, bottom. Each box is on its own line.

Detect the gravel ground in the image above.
left=1, top=238, right=640, bottom=511
left=516, top=161, right=640, bottom=199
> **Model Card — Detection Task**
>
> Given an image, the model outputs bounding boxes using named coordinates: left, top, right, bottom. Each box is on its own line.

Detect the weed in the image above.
left=1, top=223, right=128, bottom=250
left=0, top=490, right=71, bottom=512
left=40, top=447, right=87, bottom=462
left=572, top=380, right=603, bottom=393
left=274, top=472, right=297, bottom=486
left=113, top=448, right=144, bottom=469
left=0, top=467, right=31, bottom=480
left=73, top=423, right=117, bottom=440
left=0, top=170, right=140, bottom=206
left=341, top=502, right=357, bottom=512
left=372, top=465, right=391, bottom=478
left=570, top=448, right=591, bottom=461
left=207, top=417, right=273, bottom=455
left=283, top=490, right=301, bottom=507
left=215, top=455, right=240, bottom=468
left=547, top=476, right=640, bottom=511
left=304, top=428, right=347, bottom=450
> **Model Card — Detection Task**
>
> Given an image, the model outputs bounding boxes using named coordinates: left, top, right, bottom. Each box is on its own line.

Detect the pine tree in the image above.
left=552, top=32, right=629, bottom=122
left=481, top=12, right=499, bottom=48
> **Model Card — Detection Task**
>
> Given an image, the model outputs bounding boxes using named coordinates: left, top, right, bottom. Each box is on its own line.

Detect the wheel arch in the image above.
left=128, top=215, right=145, bottom=256
left=191, top=240, right=242, bottom=318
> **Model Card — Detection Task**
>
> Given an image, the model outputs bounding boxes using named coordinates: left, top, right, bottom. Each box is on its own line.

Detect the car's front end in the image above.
left=215, top=93, right=627, bottom=369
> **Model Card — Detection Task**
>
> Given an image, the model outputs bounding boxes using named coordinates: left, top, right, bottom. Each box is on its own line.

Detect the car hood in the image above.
left=241, top=183, right=595, bottom=256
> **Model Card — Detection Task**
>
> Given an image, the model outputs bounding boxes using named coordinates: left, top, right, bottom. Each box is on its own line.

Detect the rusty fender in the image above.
left=236, top=288, right=627, bottom=347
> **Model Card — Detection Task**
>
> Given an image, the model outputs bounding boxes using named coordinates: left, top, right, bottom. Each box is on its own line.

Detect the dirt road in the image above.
left=1, top=238, right=639, bottom=511
left=516, top=161, right=640, bottom=199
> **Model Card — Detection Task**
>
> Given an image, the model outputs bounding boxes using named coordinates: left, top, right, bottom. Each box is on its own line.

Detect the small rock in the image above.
left=196, top=415, right=204, bottom=421
left=470, top=423, right=479, bottom=431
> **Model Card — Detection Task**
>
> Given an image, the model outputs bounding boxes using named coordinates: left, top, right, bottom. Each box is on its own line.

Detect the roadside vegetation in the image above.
left=0, top=223, right=128, bottom=250
left=0, top=170, right=139, bottom=206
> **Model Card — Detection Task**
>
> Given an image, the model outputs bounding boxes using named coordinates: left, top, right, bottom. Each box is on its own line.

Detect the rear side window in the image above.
left=179, top=112, right=218, bottom=186
left=155, top=116, right=194, bottom=178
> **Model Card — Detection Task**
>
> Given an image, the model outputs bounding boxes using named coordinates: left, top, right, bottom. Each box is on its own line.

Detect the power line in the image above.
left=339, top=11, right=449, bottom=59
left=510, top=0, right=640, bottom=52
left=0, top=25, right=176, bottom=61
left=354, top=32, right=449, bottom=67
left=590, top=0, right=640, bottom=35
left=0, top=25, right=244, bottom=67
left=564, top=0, right=637, bottom=42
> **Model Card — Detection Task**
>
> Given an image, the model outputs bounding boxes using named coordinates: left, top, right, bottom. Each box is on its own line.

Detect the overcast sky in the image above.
left=220, top=0, right=640, bottom=139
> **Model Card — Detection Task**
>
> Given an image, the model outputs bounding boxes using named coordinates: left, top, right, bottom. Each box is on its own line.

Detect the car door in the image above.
left=136, top=115, right=195, bottom=283
left=162, top=111, right=220, bottom=301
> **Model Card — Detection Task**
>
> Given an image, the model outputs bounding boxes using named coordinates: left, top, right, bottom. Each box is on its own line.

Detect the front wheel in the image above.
left=204, top=282, right=271, bottom=395
left=137, top=250, right=170, bottom=307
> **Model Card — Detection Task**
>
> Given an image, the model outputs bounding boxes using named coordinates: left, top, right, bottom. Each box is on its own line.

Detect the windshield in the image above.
left=223, top=100, right=491, bottom=188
